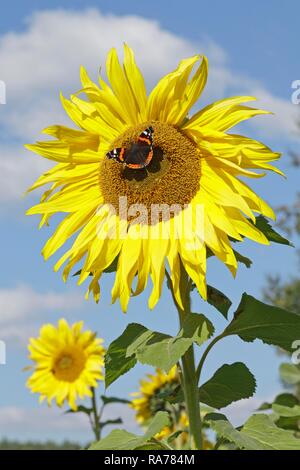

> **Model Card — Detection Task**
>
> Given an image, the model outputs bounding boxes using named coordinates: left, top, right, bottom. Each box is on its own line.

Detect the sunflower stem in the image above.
left=167, top=268, right=203, bottom=450
left=195, top=333, right=225, bottom=385
left=91, top=387, right=101, bottom=441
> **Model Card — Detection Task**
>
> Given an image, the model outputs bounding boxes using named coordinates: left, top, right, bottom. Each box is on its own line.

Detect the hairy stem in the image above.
left=91, top=387, right=100, bottom=441
left=195, top=333, right=225, bottom=385
left=166, top=269, right=203, bottom=450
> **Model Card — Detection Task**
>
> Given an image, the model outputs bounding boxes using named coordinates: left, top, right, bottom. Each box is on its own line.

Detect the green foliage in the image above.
left=206, top=413, right=300, bottom=450
left=224, top=293, right=300, bottom=352
left=66, top=405, right=92, bottom=416
left=232, top=249, right=253, bottom=268
left=100, top=395, right=131, bottom=405
left=264, top=276, right=300, bottom=314
left=272, top=403, right=300, bottom=417
left=99, top=418, right=123, bottom=431
left=199, top=363, right=256, bottom=409
left=73, top=256, right=119, bottom=278
left=0, top=439, right=81, bottom=450
left=89, top=411, right=170, bottom=450
left=207, top=285, right=232, bottom=319
left=257, top=392, right=300, bottom=432
left=253, top=215, right=293, bottom=246
left=105, top=323, right=145, bottom=388
left=167, top=430, right=184, bottom=443
left=105, top=315, right=214, bottom=386
left=258, top=392, right=300, bottom=411
left=132, top=313, right=214, bottom=372
left=280, top=363, right=300, bottom=385
left=103, top=289, right=300, bottom=449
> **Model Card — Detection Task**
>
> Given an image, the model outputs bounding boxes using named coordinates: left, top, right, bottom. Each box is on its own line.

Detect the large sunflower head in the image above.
left=26, top=45, right=281, bottom=311
left=26, top=319, right=105, bottom=410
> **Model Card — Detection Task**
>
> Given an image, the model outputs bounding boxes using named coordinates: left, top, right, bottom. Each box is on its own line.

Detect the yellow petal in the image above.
left=106, top=48, right=140, bottom=125
left=123, top=44, right=148, bottom=121
left=184, top=95, right=257, bottom=130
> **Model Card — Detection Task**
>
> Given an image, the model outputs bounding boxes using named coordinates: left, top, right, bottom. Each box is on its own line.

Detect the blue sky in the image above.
left=0, top=0, right=299, bottom=442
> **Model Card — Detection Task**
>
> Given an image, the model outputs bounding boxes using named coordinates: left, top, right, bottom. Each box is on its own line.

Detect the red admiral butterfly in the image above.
left=106, top=127, right=154, bottom=169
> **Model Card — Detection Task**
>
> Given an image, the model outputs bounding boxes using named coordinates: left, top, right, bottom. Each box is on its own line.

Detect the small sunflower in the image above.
left=131, top=368, right=213, bottom=447
left=26, top=45, right=281, bottom=311
left=130, top=366, right=185, bottom=439
left=26, top=319, right=105, bottom=410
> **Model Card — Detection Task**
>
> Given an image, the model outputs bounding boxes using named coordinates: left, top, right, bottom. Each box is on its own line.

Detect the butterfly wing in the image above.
left=106, top=127, right=154, bottom=169
left=124, top=144, right=153, bottom=169
left=124, top=126, right=154, bottom=169
left=106, top=147, right=125, bottom=163
left=137, top=126, right=154, bottom=146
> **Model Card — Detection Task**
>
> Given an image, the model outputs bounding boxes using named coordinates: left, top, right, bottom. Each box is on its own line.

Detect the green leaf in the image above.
left=205, top=413, right=252, bottom=449
left=275, top=416, right=300, bottom=431
left=105, top=323, right=148, bottom=388
left=73, top=256, right=119, bottom=278
left=99, top=418, right=123, bottom=430
left=242, top=414, right=300, bottom=450
left=207, top=413, right=300, bottom=450
left=199, top=362, right=256, bottom=409
left=280, top=363, right=300, bottom=385
left=134, top=440, right=171, bottom=450
left=155, top=384, right=182, bottom=401
left=272, top=404, right=300, bottom=418
left=274, top=393, right=300, bottom=407
left=102, top=256, right=119, bottom=273
left=233, top=249, right=253, bottom=268
left=106, top=315, right=213, bottom=386
left=167, top=430, right=184, bottom=443
left=253, top=215, right=293, bottom=246
left=65, top=405, right=92, bottom=416
left=272, top=398, right=300, bottom=431
left=257, top=401, right=272, bottom=411
left=89, top=429, right=140, bottom=451
left=72, top=269, right=90, bottom=277
left=207, top=285, right=232, bottom=319
left=224, top=293, right=300, bottom=352
left=257, top=393, right=299, bottom=411
left=132, top=313, right=214, bottom=372
left=89, top=411, right=169, bottom=450
left=100, top=395, right=131, bottom=405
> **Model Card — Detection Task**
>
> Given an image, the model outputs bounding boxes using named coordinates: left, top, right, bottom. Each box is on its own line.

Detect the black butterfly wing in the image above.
left=106, top=127, right=154, bottom=168
left=106, top=147, right=125, bottom=163
left=138, top=126, right=154, bottom=146
left=124, top=143, right=151, bottom=168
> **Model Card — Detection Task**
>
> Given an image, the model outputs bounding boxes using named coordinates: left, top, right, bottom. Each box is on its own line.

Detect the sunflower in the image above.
left=26, top=319, right=105, bottom=410
left=26, top=45, right=281, bottom=311
left=130, top=366, right=184, bottom=438
left=130, top=366, right=180, bottom=424
left=130, top=367, right=212, bottom=447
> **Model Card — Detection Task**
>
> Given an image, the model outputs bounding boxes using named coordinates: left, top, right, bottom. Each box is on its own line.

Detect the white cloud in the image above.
left=0, top=403, right=138, bottom=442
left=0, top=8, right=297, bottom=205
left=250, top=87, right=299, bottom=138
left=223, top=395, right=275, bottom=426
left=0, top=9, right=196, bottom=97
left=0, top=284, right=83, bottom=341
left=0, top=146, right=51, bottom=204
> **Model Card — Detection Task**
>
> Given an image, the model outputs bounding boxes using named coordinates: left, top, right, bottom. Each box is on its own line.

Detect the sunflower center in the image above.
left=52, top=347, right=86, bottom=382
left=99, top=121, right=201, bottom=224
